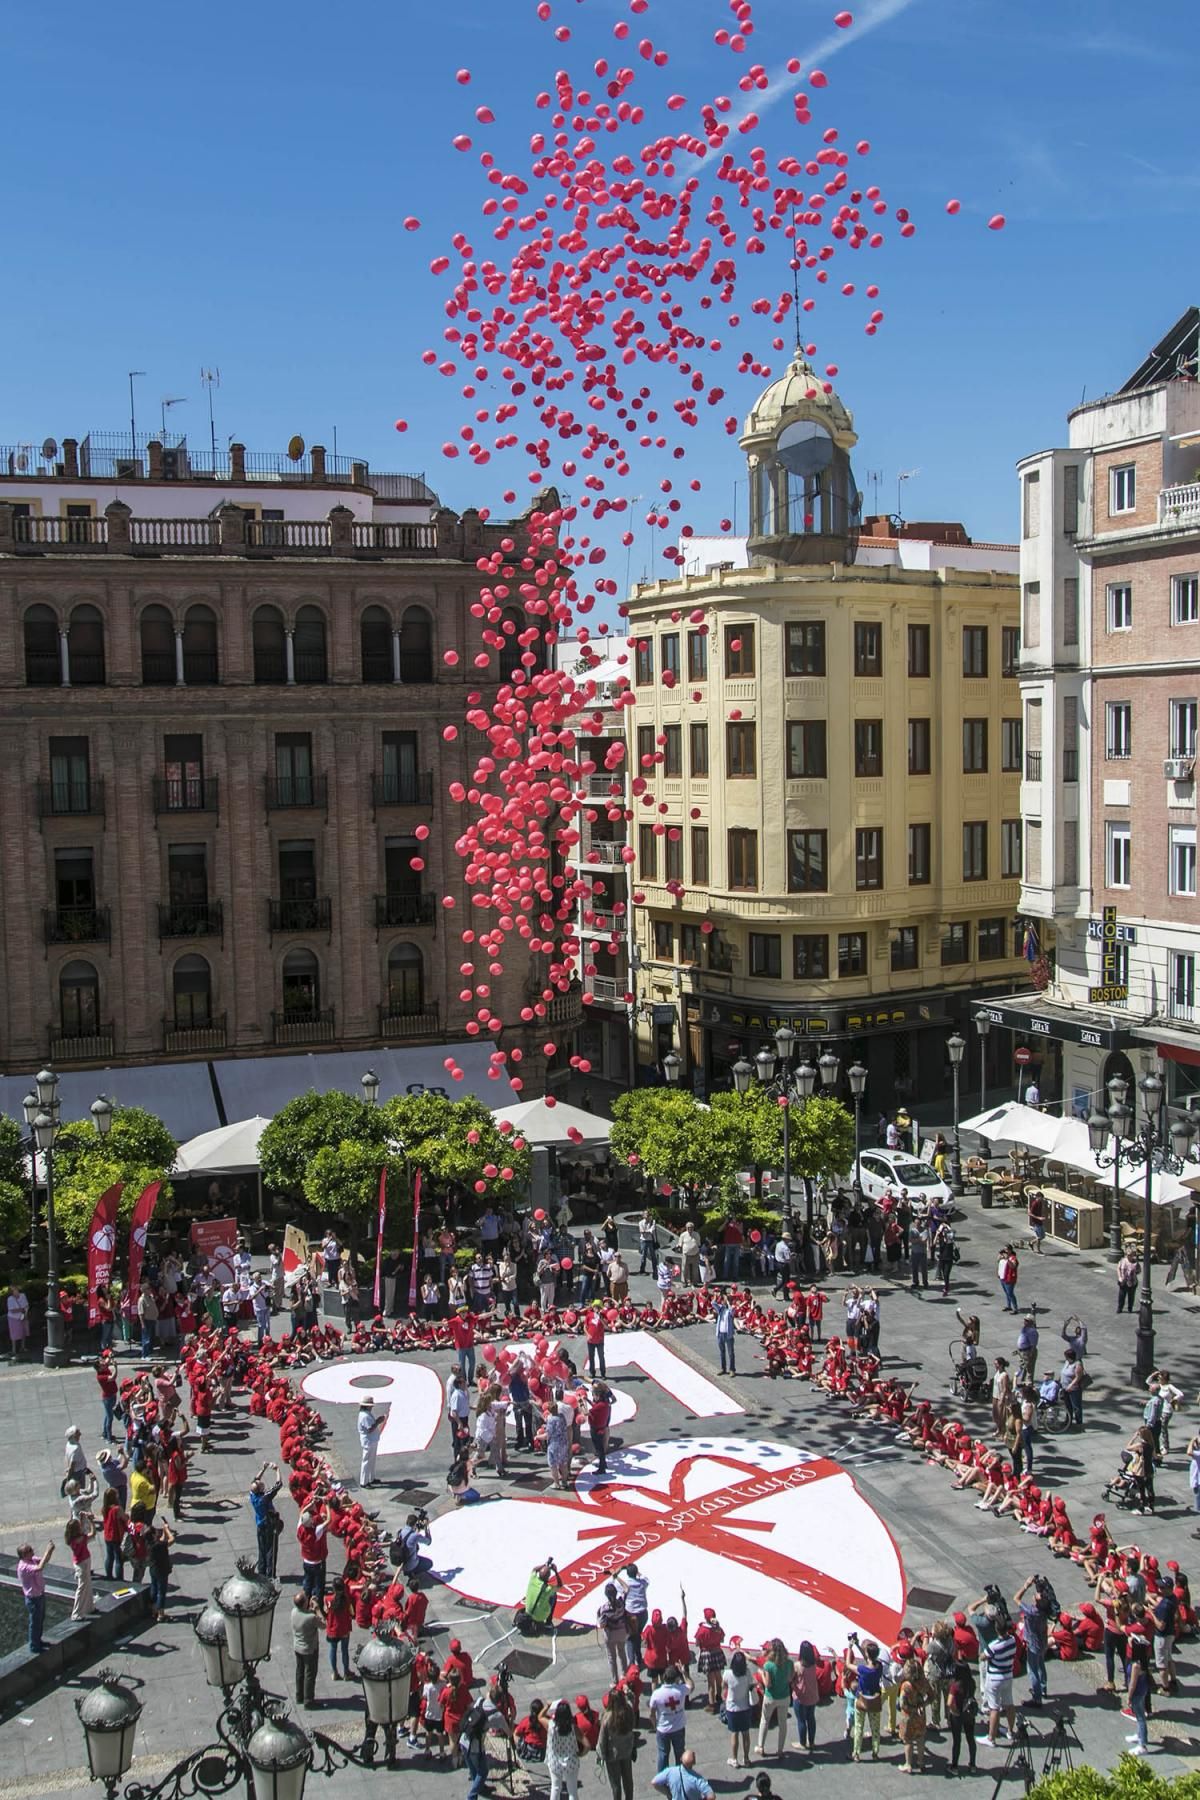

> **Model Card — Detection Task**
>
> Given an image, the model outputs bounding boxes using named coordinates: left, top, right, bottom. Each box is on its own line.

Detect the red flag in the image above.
left=407, top=1169, right=423, bottom=1310
left=127, top=1180, right=162, bottom=1298
left=373, top=1166, right=387, bottom=1311
left=86, top=1182, right=124, bottom=1327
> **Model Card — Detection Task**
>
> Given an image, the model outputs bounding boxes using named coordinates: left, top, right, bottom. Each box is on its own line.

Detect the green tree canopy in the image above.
left=258, top=1089, right=386, bottom=1196
left=382, top=1093, right=531, bottom=1200
left=787, top=1093, right=857, bottom=1189
left=1029, top=1760, right=1200, bottom=1800
left=50, top=1106, right=178, bottom=1248
left=0, top=1113, right=27, bottom=1252
left=710, top=1086, right=785, bottom=1170
left=610, top=1089, right=746, bottom=1208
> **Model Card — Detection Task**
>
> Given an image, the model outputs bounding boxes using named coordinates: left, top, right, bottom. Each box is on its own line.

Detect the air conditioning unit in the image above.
left=161, top=448, right=186, bottom=480
left=1164, top=757, right=1195, bottom=781
left=114, top=458, right=140, bottom=480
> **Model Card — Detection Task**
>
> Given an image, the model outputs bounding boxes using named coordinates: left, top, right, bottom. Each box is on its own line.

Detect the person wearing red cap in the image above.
left=443, top=1637, right=474, bottom=1688
left=694, top=1608, right=725, bottom=1711
left=574, top=1694, right=600, bottom=1750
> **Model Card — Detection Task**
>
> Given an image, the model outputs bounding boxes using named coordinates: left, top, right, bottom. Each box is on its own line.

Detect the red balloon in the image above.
left=988, top=213, right=1006, bottom=230
left=834, top=10, right=853, bottom=25
left=560, top=1257, right=574, bottom=1271
left=403, top=216, right=421, bottom=231
left=945, top=198, right=961, bottom=215
left=533, top=1209, right=546, bottom=1221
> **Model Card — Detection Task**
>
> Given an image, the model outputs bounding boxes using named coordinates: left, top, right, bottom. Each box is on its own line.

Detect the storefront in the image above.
left=971, top=994, right=1141, bottom=1124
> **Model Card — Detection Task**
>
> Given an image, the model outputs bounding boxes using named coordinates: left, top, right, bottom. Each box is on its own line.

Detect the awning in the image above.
left=960, top=1101, right=1063, bottom=1153
left=0, top=1061, right=222, bottom=1142
left=973, top=994, right=1136, bottom=1051
left=209, top=1040, right=514, bottom=1119
left=174, top=1117, right=271, bottom=1176
left=492, top=1096, right=612, bottom=1150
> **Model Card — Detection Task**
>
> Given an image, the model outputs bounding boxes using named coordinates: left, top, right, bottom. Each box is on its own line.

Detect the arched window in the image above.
left=182, top=604, right=219, bottom=684
left=59, top=959, right=99, bottom=1036
left=140, top=604, right=176, bottom=686
left=281, top=947, right=320, bottom=1019
left=498, top=606, right=526, bottom=681
left=68, top=604, right=106, bottom=685
left=360, top=605, right=393, bottom=684
left=399, top=605, right=433, bottom=683
left=24, top=604, right=61, bottom=686
left=173, top=954, right=212, bottom=1028
left=387, top=943, right=424, bottom=1016
left=252, top=605, right=287, bottom=684
left=293, top=605, right=328, bottom=684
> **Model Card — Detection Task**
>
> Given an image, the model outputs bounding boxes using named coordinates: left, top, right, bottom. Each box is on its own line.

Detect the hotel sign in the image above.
left=1088, top=905, right=1128, bottom=1005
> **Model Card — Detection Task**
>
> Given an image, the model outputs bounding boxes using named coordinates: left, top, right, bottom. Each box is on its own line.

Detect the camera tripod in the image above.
left=990, top=1710, right=1082, bottom=1799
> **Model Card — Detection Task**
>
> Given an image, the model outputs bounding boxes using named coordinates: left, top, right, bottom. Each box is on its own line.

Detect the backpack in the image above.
left=459, top=1702, right=489, bottom=1749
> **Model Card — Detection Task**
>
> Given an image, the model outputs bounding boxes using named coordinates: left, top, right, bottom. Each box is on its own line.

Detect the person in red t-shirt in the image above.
left=574, top=1694, right=600, bottom=1749
left=297, top=1504, right=329, bottom=1603
left=402, top=1579, right=429, bottom=1637
left=439, top=1668, right=471, bottom=1764
left=588, top=1384, right=612, bottom=1475
left=449, top=1307, right=476, bottom=1385
left=442, top=1637, right=474, bottom=1688
left=719, top=1218, right=744, bottom=1283
left=584, top=1305, right=607, bottom=1379
left=951, top=1611, right=978, bottom=1661
left=325, top=1576, right=353, bottom=1679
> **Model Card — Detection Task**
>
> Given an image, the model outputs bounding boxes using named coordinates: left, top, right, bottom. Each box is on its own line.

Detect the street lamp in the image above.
left=947, top=1033, right=966, bottom=1198
left=731, top=1057, right=754, bottom=1096
left=360, top=1069, right=380, bottom=1107
left=749, top=1033, right=838, bottom=1237
left=974, top=1013, right=990, bottom=1115
left=662, top=1050, right=681, bottom=1085
left=22, top=1090, right=39, bottom=1269
left=847, top=1062, right=867, bottom=1199
left=1087, top=1073, right=1134, bottom=1260
left=29, top=1072, right=117, bottom=1367
left=91, top=1095, right=114, bottom=1138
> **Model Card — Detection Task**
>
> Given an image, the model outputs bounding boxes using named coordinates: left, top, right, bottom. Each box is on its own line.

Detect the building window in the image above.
left=274, top=733, right=314, bottom=807
left=1107, top=583, right=1133, bottom=631
left=855, top=827, right=883, bottom=891
left=293, top=606, right=328, bottom=685
left=908, top=823, right=931, bottom=885
left=1022, top=469, right=1041, bottom=537
left=1064, top=818, right=1079, bottom=885
left=726, top=721, right=757, bottom=778
left=636, top=724, right=656, bottom=770
left=786, top=620, right=826, bottom=675
left=853, top=621, right=882, bottom=676
left=689, top=722, right=709, bottom=777
left=60, top=959, right=100, bottom=1036
left=1022, top=583, right=1041, bottom=649
left=387, top=943, right=424, bottom=1016
left=661, top=633, right=681, bottom=678
left=941, top=922, right=970, bottom=966
left=1106, top=821, right=1132, bottom=889
left=1105, top=702, right=1132, bottom=760
left=788, top=829, right=828, bottom=893
left=749, top=932, right=781, bottom=979
left=49, top=736, right=91, bottom=814
left=252, top=605, right=288, bottom=684
left=963, top=718, right=988, bottom=773
left=68, top=605, right=106, bottom=686
left=891, top=926, right=919, bottom=972
left=1172, top=575, right=1200, bottom=625
left=963, top=821, right=988, bottom=881
left=1001, top=718, right=1023, bottom=771
left=1171, top=951, right=1196, bottom=1021
left=724, top=624, right=755, bottom=678
left=1002, top=625, right=1020, bottom=676
left=838, top=932, right=868, bottom=977
left=786, top=719, right=827, bottom=779
left=691, top=826, right=710, bottom=885
left=1170, top=699, right=1198, bottom=759
left=908, top=718, right=931, bottom=775
left=1062, top=695, right=1079, bottom=782
left=1171, top=826, right=1197, bottom=897
left=664, top=833, right=683, bottom=883
left=907, top=623, right=931, bottom=677
left=727, top=828, right=758, bottom=891
left=854, top=719, right=883, bottom=777
left=1062, top=579, right=1079, bottom=648
left=662, top=724, right=682, bottom=778
left=634, top=639, right=654, bottom=684
left=793, top=934, right=829, bottom=979
left=1110, top=463, right=1136, bottom=515
left=637, top=825, right=658, bottom=880
left=140, top=604, right=176, bottom=686
left=24, top=604, right=62, bottom=687
left=360, top=606, right=393, bottom=684
left=977, top=918, right=1006, bottom=961
left=173, top=954, right=213, bottom=1029
left=653, top=920, right=674, bottom=960
left=1063, top=463, right=1080, bottom=533
left=281, top=948, right=320, bottom=1020
left=680, top=925, right=701, bottom=965
left=1001, top=819, right=1022, bottom=878
left=687, top=630, right=708, bottom=680
left=963, top=626, right=989, bottom=678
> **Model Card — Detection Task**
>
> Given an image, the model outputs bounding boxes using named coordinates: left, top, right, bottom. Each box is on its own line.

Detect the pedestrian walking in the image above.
left=589, top=1384, right=612, bottom=1477
left=545, top=1697, right=586, bottom=1800
left=933, top=1221, right=957, bottom=1296
left=597, top=1687, right=636, bottom=1800
left=1125, top=1633, right=1152, bottom=1755
left=713, top=1292, right=736, bottom=1375
left=325, top=1575, right=353, bottom=1679
left=755, top=1636, right=793, bottom=1758
left=597, top=1583, right=629, bottom=1683
left=1060, top=1347, right=1085, bottom=1430
left=990, top=1358, right=1012, bottom=1440
left=291, top=1590, right=319, bottom=1708
left=638, top=1211, right=659, bottom=1275
left=997, top=1245, right=1020, bottom=1312
left=652, top=1748, right=713, bottom=1800
left=358, top=1399, right=385, bottom=1488
left=1016, top=1313, right=1039, bottom=1383
left=450, top=1306, right=476, bottom=1384
left=649, top=1664, right=689, bottom=1770
left=16, top=1541, right=53, bottom=1653
left=1116, top=1249, right=1139, bottom=1313
left=585, top=1304, right=607, bottom=1378
left=908, top=1214, right=931, bottom=1293
left=618, top=1564, right=648, bottom=1667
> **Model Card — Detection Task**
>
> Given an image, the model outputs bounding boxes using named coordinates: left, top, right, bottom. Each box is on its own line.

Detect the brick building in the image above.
left=0, top=430, right=576, bottom=1094
left=998, top=309, right=1200, bottom=1116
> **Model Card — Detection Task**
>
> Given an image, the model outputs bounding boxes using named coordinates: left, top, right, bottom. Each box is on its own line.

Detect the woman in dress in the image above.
left=7, top=1284, right=30, bottom=1360
left=897, top=1655, right=931, bottom=1773
left=544, top=1697, right=585, bottom=1800
left=694, top=1606, right=726, bottom=1711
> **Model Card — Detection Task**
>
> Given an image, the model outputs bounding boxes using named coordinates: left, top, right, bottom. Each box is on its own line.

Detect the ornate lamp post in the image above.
left=946, top=1034, right=966, bottom=1198
left=662, top=1050, right=681, bottom=1086
left=76, top=1565, right=412, bottom=1799
left=28, top=1070, right=113, bottom=1365
left=360, top=1070, right=381, bottom=1107
left=1120, top=1073, right=1197, bottom=1385
left=974, top=1013, right=990, bottom=1115
left=847, top=1062, right=867, bottom=1200
left=1087, top=1074, right=1135, bottom=1261
left=733, top=1026, right=838, bottom=1236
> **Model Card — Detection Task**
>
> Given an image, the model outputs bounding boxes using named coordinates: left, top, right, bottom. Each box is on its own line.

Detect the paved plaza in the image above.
left=2, top=1190, right=1199, bottom=1798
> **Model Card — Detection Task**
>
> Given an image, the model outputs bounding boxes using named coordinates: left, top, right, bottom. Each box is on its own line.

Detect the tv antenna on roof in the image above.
left=897, top=468, right=920, bottom=521
left=160, top=396, right=187, bottom=440
left=200, top=369, right=220, bottom=470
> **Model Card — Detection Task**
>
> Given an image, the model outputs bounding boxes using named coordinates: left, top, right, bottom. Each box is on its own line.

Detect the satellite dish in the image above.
left=776, top=419, right=833, bottom=478
left=14, top=451, right=28, bottom=473
left=287, top=435, right=306, bottom=462
left=41, top=437, right=58, bottom=462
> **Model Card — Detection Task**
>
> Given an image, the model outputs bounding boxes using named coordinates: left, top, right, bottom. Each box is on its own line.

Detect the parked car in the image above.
left=855, top=1148, right=955, bottom=1208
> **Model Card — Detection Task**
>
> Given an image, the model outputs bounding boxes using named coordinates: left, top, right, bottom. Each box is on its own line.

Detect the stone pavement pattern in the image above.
left=1, top=1189, right=1198, bottom=1797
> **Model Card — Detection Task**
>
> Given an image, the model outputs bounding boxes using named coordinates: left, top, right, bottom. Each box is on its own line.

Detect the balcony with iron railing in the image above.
left=153, top=774, right=218, bottom=815
left=371, top=770, right=434, bottom=808
left=1168, top=992, right=1199, bottom=1025
left=49, top=1021, right=115, bottom=1062
left=378, top=1003, right=441, bottom=1039
left=163, top=1014, right=228, bottom=1054
left=272, top=1008, right=336, bottom=1046
left=374, top=893, right=437, bottom=928
left=37, top=777, right=104, bottom=819
left=265, top=774, right=327, bottom=811
left=1025, top=750, right=1043, bottom=782
left=44, top=905, right=110, bottom=945
left=268, top=896, right=332, bottom=933
left=157, top=900, right=223, bottom=939
left=5, top=504, right=438, bottom=558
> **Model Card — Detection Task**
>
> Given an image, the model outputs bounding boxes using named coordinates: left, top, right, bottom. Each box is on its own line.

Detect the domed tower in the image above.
left=741, top=355, right=862, bottom=566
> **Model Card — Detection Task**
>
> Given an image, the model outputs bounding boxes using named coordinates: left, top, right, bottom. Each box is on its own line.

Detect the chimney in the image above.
left=311, top=445, right=326, bottom=480
left=62, top=438, right=79, bottom=478
left=230, top=442, right=246, bottom=481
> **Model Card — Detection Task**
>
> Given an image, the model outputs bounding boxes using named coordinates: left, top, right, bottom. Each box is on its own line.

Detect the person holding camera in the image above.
left=248, top=1462, right=283, bottom=1577
left=1014, top=1573, right=1055, bottom=1706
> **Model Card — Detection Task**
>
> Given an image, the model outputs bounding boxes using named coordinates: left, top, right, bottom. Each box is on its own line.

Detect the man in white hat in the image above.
left=358, top=1399, right=385, bottom=1489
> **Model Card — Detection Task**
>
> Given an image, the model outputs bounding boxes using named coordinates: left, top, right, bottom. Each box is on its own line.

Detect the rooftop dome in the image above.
left=741, top=354, right=856, bottom=448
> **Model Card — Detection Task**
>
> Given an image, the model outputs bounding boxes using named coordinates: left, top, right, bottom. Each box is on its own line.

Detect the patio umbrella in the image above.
left=174, top=1116, right=272, bottom=1221
left=491, top=1097, right=612, bottom=1150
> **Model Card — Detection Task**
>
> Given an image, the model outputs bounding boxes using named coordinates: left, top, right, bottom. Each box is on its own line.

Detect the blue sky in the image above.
left=4, top=0, right=1199, bottom=561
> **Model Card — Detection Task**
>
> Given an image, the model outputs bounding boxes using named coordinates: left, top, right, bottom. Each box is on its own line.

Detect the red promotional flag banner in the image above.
left=373, top=1166, right=387, bottom=1311
left=86, top=1181, right=124, bottom=1326
left=407, top=1168, right=423, bottom=1310
left=127, top=1180, right=162, bottom=1297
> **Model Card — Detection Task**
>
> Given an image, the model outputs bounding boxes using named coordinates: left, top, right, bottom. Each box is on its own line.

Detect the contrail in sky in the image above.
left=744, top=0, right=924, bottom=126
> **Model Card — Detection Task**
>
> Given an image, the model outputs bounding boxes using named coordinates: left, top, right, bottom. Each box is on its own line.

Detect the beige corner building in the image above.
left=624, top=357, right=1026, bottom=1108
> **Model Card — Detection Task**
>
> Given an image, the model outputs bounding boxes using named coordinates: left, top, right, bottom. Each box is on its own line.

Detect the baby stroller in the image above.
left=1103, top=1453, right=1154, bottom=1514
left=950, top=1347, right=989, bottom=1403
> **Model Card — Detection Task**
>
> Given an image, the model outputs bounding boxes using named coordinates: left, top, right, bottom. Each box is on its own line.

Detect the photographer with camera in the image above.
left=1014, top=1572, right=1058, bottom=1707
left=965, top=1589, right=1017, bottom=1748
left=393, top=1509, right=431, bottom=1579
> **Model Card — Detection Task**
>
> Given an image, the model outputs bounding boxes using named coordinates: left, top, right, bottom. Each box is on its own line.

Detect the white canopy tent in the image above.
left=173, top=1116, right=272, bottom=1222
left=959, top=1101, right=1064, bottom=1155
left=491, top=1097, right=612, bottom=1151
